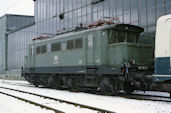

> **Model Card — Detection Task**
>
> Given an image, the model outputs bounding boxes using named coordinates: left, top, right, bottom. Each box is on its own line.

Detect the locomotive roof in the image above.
left=30, top=24, right=144, bottom=45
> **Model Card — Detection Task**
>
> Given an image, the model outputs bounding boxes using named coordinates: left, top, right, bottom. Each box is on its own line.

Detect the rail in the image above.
left=0, top=91, right=64, bottom=113
left=0, top=86, right=116, bottom=113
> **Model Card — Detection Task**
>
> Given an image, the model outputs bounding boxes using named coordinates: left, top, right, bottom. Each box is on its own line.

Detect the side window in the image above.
left=51, top=42, right=61, bottom=52
left=67, top=40, right=74, bottom=49
left=36, top=46, right=41, bottom=54
left=42, top=45, right=47, bottom=53
left=75, top=38, right=83, bottom=49
left=36, top=45, right=47, bottom=54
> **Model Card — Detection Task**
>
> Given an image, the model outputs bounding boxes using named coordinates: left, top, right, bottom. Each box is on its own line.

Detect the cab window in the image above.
left=75, top=38, right=83, bottom=48
left=127, top=32, right=138, bottom=43
left=108, top=30, right=117, bottom=44
left=108, top=29, right=138, bottom=44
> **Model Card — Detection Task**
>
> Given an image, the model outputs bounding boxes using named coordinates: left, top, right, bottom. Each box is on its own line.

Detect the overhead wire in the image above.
left=0, top=0, right=19, bottom=16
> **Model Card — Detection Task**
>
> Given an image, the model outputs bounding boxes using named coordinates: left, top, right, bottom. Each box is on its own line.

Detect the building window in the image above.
left=51, top=42, right=61, bottom=52
left=75, top=38, right=83, bottom=48
left=67, top=40, right=74, bottom=49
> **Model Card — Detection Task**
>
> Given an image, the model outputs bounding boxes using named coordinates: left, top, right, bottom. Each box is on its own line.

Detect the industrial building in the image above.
left=34, top=0, right=171, bottom=44
left=7, top=23, right=36, bottom=72
left=1, top=0, right=171, bottom=79
left=0, top=14, right=34, bottom=76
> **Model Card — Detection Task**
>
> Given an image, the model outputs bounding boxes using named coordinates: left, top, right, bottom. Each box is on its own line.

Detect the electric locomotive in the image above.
left=22, top=23, right=154, bottom=94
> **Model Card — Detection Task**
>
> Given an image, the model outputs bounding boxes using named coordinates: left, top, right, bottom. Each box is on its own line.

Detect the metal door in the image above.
left=30, top=45, right=35, bottom=67
left=86, top=34, right=94, bottom=65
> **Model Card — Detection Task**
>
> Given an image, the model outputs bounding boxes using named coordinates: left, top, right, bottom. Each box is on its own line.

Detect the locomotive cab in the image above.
left=108, top=24, right=142, bottom=44
left=105, top=24, right=154, bottom=92
left=107, top=24, right=153, bottom=69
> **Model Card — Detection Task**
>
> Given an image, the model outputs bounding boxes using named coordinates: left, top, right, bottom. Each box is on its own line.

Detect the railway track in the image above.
left=1, top=80, right=171, bottom=103
left=0, top=86, right=115, bottom=113
left=0, top=91, right=64, bottom=113
left=119, top=93, right=171, bottom=103
left=1, top=80, right=35, bottom=87
left=83, top=90, right=171, bottom=102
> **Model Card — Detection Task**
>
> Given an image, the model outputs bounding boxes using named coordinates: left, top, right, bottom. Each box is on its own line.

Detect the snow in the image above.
left=0, top=80, right=171, bottom=113
left=0, top=94, right=54, bottom=113
left=0, top=88, right=96, bottom=113
left=133, top=90, right=170, bottom=97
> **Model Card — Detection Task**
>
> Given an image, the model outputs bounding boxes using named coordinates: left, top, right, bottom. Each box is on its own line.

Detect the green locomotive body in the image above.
left=22, top=24, right=153, bottom=93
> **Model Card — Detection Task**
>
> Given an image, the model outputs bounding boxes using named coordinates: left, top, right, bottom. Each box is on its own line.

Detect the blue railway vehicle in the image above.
left=153, top=15, right=171, bottom=96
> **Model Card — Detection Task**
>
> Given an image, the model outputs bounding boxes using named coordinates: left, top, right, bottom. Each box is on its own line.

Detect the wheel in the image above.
left=67, top=78, right=73, bottom=90
left=67, top=77, right=78, bottom=91
left=33, top=82, right=39, bottom=87
left=47, top=76, right=54, bottom=88
left=99, top=78, right=114, bottom=94
left=53, top=76, right=60, bottom=89
left=123, top=82, right=134, bottom=95
left=113, top=78, right=119, bottom=95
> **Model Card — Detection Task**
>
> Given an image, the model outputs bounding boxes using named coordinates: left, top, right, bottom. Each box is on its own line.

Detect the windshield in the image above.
left=108, top=29, right=139, bottom=44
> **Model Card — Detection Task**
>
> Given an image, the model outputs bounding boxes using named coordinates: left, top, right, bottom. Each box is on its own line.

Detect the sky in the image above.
left=0, top=0, right=34, bottom=17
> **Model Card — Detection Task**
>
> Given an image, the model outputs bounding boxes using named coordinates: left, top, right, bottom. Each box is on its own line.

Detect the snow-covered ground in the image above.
left=133, top=90, right=170, bottom=97
left=0, top=94, right=54, bottom=113
left=0, top=80, right=171, bottom=113
left=0, top=88, right=96, bottom=113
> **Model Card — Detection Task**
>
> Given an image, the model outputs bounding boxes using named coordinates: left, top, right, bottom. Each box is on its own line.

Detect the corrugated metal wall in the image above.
left=34, top=0, right=171, bottom=44
left=0, top=16, right=7, bottom=73
left=7, top=15, right=34, bottom=31
left=0, top=15, right=34, bottom=73
left=7, top=25, right=36, bottom=70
